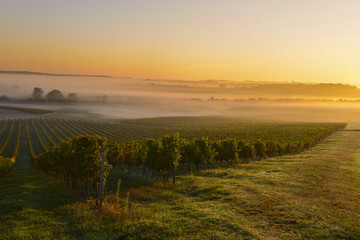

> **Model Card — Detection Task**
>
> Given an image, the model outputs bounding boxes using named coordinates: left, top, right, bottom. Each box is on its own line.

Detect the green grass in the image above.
left=1, top=122, right=360, bottom=239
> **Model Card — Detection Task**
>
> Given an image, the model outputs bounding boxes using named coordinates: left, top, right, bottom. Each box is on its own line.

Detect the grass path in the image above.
left=128, top=126, right=360, bottom=239
left=1, top=124, right=360, bottom=239
left=0, top=120, right=79, bottom=239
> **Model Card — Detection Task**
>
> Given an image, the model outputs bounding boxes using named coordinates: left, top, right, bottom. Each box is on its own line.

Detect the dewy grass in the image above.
left=1, top=122, right=360, bottom=239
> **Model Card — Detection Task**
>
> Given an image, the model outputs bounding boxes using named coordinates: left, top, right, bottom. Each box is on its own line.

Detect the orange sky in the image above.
left=1, top=1, right=360, bottom=85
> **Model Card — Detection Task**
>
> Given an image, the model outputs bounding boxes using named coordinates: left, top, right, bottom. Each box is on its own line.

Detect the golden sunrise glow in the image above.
left=1, top=1, right=360, bottom=85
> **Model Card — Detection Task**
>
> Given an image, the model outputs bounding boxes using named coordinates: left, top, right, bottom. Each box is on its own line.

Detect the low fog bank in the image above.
left=1, top=97, right=360, bottom=124
left=1, top=73, right=360, bottom=123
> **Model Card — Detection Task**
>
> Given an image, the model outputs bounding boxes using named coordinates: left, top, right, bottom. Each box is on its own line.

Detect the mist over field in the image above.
left=1, top=72, right=360, bottom=122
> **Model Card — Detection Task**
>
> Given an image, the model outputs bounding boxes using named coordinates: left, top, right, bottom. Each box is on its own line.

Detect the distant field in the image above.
left=0, top=106, right=53, bottom=115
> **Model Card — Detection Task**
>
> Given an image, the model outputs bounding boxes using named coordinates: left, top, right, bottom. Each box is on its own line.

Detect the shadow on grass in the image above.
left=0, top=167, right=80, bottom=216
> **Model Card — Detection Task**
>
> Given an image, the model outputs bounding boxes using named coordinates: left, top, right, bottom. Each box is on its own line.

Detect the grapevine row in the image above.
left=0, top=120, right=19, bottom=175
left=0, top=120, right=9, bottom=138
left=26, top=119, right=36, bottom=159
left=12, top=120, right=21, bottom=159
left=51, top=119, right=76, bottom=138
left=35, top=118, right=56, bottom=147
left=44, top=118, right=69, bottom=140
left=57, top=119, right=83, bottom=136
left=31, top=118, right=48, bottom=152
left=39, top=118, right=63, bottom=143
left=0, top=120, right=15, bottom=155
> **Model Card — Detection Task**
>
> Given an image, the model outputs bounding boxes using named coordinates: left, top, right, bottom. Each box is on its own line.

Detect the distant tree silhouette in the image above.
left=67, top=92, right=79, bottom=102
left=31, top=87, right=44, bottom=101
left=0, top=95, right=9, bottom=101
left=46, top=89, right=64, bottom=102
left=96, top=95, right=108, bottom=104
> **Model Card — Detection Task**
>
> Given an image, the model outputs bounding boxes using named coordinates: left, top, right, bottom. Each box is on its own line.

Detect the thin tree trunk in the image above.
left=121, top=151, right=125, bottom=172
left=172, top=165, right=176, bottom=184
left=187, top=161, right=192, bottom=174
left=85, top=181, right=90, bottom=200
left=202, top=158, right=207, bottom=170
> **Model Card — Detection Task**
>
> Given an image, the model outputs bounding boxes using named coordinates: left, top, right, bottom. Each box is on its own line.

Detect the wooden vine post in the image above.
left=99, top=146, right=105, bottom=206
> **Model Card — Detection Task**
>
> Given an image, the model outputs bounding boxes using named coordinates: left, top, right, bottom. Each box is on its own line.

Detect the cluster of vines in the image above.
left=33, top=136, right=111, bottom=197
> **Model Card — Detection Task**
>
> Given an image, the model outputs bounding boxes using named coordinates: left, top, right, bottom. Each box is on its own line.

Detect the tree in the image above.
left=46, top=89, right=64, bottom=102
left=97, top=95, right=108, bottom=104
left=67, top=92, right=79, bottom=102
left=31, top=87, right=44, bottom=101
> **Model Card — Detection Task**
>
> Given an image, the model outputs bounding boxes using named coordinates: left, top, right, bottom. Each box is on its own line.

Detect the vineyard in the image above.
left=2, top=116, right=359, bottom=239
left=0, top=116, right=346, bottom=180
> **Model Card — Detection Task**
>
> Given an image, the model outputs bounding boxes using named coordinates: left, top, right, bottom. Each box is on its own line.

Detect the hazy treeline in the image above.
left=0, top=86, right=110, bottom=104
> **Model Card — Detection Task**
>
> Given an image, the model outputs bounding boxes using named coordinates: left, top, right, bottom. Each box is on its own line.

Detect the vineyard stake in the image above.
left=99, top=146, right=105, bottom=206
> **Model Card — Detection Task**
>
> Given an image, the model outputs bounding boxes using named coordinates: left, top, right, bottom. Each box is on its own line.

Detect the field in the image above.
left=0, top=116, right=345, bottom=161
left=1, top=113, right=359, bottom=239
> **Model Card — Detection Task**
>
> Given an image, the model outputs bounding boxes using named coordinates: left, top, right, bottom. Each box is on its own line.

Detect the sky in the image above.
left=1, top=0, right=360, bottom=85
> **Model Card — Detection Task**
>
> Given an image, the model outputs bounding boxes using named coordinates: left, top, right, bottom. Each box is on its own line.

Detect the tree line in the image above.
left=31, top=87, right=79, bottom=102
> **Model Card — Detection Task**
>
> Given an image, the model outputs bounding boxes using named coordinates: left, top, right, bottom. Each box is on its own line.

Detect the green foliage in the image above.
left=161, top=133, right=181, bottom=183
left=160, top=133, right=181, bottom=171
left=180, top=139, right=196, bottom=173
left=239, top=143, right=256, bottom=163
left=107, top=143, right=123, bottom=166
left=33, top=135, right=112, bottom=187
left=218, top=138, right=238, bottom=166
left=144, top=139, right=162, bottom=171
left=193, top=137, right=217, bottom=170
left=254, top=140, right=266, bottom=160
left=0, top=156, right=14, bottom=175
